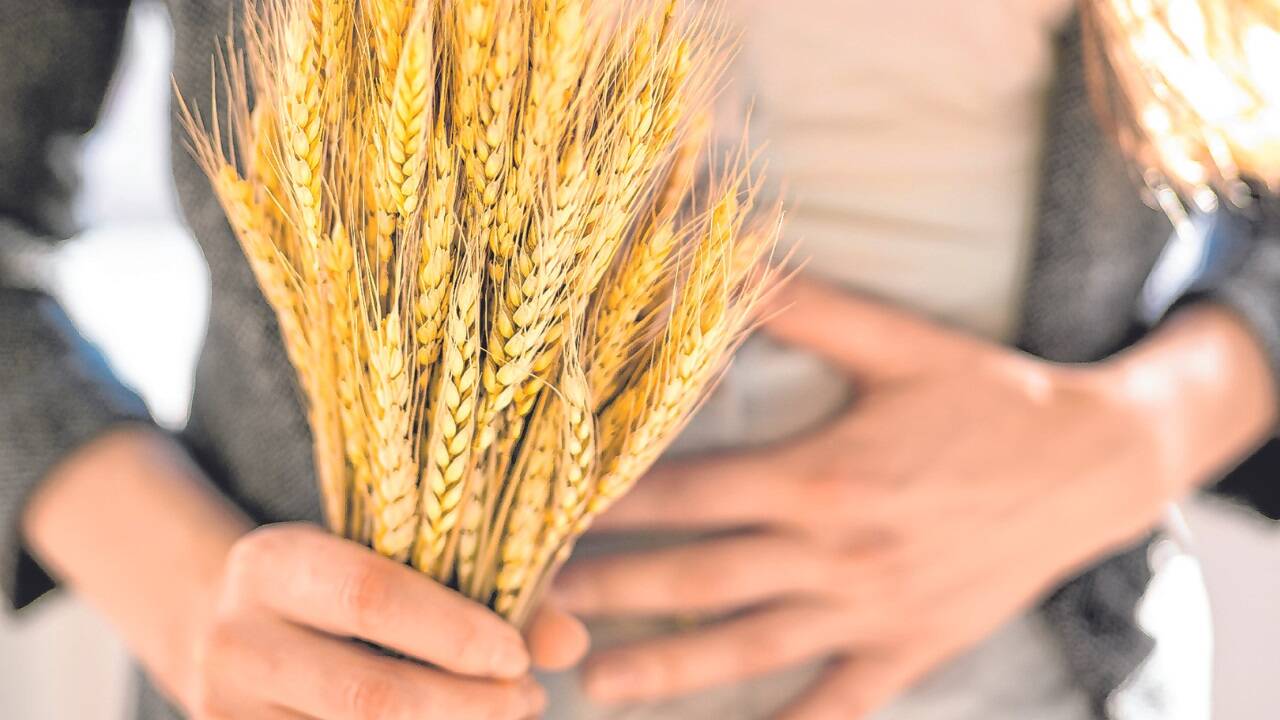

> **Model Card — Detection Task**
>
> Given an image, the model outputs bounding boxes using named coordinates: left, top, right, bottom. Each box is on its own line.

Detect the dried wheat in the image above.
left=412, top=253, right=482, bottom=574
left=366, top=311, right=420, bottom=560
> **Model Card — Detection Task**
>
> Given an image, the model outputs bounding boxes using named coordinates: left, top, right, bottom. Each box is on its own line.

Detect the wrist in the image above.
left=1101, top=304, right=1276, bottom=501
left=24, top=428, right=250, bottom=707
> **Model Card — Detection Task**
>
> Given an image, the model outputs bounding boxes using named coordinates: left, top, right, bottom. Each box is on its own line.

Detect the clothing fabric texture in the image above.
left=2, top=2, right=1279, bottom=719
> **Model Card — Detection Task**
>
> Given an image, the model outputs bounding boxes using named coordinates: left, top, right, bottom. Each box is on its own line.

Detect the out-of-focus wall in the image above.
left=0, top=3, right=1277, bottom=719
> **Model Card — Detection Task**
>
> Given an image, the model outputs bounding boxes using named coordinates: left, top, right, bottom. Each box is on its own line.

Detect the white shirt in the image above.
left=732, top=0, right=1075, bottom=341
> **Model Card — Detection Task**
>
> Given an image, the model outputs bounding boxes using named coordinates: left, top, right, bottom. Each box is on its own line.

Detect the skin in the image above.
left=22, top=429, right=589, bottom=720
left=552, top=278, right=1277, bottom=719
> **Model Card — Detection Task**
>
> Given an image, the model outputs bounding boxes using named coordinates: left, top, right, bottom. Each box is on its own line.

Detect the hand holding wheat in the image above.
left=190, top=523, right=586, bottom=719
left=182, top=0, right=779, bottom=625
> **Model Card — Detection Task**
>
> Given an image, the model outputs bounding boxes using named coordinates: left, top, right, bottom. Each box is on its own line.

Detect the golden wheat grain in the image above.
left=506, top=133, right=596, bottom=415
left=412, top=253, right=482, bottom=574
left=654, top=109, right=709, bottom=220
left=585, top=119, right=709, bottom=402
left=414, top=124, right=458, bottom=373
left=514, top=351, right=593, bottom=609
left=182, top=76, right=354, bottom=531
left=384, top=7, right=434, bottom=218
left=320, top=0, right=353, bottom=131
left=575, top=16, right=688, bottom=304
left=366, top=311, right=420, bottom=560
left=503, top=349, right=596, bottom=621
left=587, top=189, right=755, bottom=520
left=452, top=407, right=513, bottom=591
left=364, top=0, right=417, bottom=298
left=524, top=0, right=585, bottom=163
left=279, top=3, right=326, bottom=246
left=246, top=105, right=291, bottom=247
left=586, top=218, right=678, bottom=403
left=551, top=359, right=596, bottom=542
left=476, top=139, right=590, bottom=444
left=370, top=0, right=415, bottom=98
left=493, top=414, right=557, bottom=617
left=304, top=291, right=352, bottom=537
left=324, top=224, right=372, bottom=541
left=452, top=0, right=517, bottom=259
left=490, top=0, right=587, bottom=282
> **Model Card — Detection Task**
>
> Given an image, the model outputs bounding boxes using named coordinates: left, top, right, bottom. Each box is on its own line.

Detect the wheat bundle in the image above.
left=1085, top=0, right=1280, bottom=210
left=181, top=0, right=779, bottom=625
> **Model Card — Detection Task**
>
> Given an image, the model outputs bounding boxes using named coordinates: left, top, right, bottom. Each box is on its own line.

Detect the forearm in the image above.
left=20, top=427, right=251, bottom=705
left=1110, top=303, right=1277, bottom=500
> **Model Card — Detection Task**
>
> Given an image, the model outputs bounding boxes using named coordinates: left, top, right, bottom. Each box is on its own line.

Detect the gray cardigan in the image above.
left=2, top=2, right=1278, bottom=718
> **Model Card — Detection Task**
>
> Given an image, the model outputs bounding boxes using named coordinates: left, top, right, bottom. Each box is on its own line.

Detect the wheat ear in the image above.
left=414, top=124, right=457, bottom=375
left=412, top=253, right=482, bottom=575
left=366, top=311, right=420, bottom=560
left=503, top=349, right=595, bottom=622
left=324, top=224, right=372, bottom=542
left=278, top=3, right=326, bottom=247
left=453, top=0, right=523, bottom=282
left=585, top=118, right=708, bottom=402
left=491, top=0, right=586, bottom=286
left=503, top=138, right=593, bottom=420
left=588, top=189, right=756, bottom=520
left=384, top=6, right=435, bottom=219
left=475, top=136, right=589, bottom=451
left=369, top=0, right=415, bottom=98
left=493, top=407, right=557, bottom=617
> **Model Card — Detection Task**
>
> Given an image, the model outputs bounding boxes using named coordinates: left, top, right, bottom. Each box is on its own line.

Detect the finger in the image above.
left=764, top=277, right=963, bottom=380
left=229, top=524, right=528, bottom=678
left=257, top=709, right=318, bottom=720
left=582, top=601, right=848, bottom=704
left=590, top=453, right=802, bottom=532
left=553, top=532, right=828, bottom=616
left=216, top=615, right=545, bottom=720
left=526, top=604, right=590, bottom=671
left=201, top=697, right=317, bottom=720
left=775, top=652, right=935, bottom=720
left=258, top=702, right=318, bottom=712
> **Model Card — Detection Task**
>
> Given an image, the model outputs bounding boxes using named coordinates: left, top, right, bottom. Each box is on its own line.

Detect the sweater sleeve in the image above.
left=1204, top=191, right=1280, bottom=389
left=1200, top=189, right=1280, bottom=519
left=0, top=0, right=153, bottom=611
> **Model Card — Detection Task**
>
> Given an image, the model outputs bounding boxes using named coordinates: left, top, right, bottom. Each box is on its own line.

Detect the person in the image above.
left=2, top=2, right=1277, bottom=720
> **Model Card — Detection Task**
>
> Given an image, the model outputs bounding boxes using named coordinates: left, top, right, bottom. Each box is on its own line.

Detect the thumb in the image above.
left=525, top=603, right=590, bottom=671
left=763, top=277, right=964, bottom=381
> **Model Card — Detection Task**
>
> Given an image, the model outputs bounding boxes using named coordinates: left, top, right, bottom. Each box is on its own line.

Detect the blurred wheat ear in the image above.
left=1084, top=0, right=1280, bottom=216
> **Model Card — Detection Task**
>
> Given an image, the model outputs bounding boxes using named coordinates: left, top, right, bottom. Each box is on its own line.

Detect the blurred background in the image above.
left=2, top=3, right=1279, bottom=718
